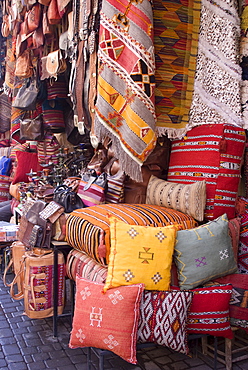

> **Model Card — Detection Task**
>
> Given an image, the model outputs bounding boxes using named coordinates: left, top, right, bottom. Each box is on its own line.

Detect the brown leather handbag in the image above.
left=27, top=3, right=41, bottom=33
left=15, top=50, right=33, bottom=78
left=20, top=114, right=44, bottom=141
left=47, top=0, right=61, bottom=24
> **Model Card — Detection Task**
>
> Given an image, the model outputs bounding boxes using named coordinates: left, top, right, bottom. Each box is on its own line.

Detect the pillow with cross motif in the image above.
left=103, top=217, right=177, bottom=293
left=174, top=214, right=238, bottom=290
left=69, top=276, right=144, bottom=364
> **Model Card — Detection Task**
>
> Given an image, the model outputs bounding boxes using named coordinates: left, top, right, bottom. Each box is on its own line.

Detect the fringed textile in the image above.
left=188, top=0, right=243, bottom=131
left=154, top=0, right=201, bottom=139
left=94, top=0, right=157, bottom=182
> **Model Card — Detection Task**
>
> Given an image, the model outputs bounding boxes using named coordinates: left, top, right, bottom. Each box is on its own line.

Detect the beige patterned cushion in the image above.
left=146, top=176, right=206, bottom=221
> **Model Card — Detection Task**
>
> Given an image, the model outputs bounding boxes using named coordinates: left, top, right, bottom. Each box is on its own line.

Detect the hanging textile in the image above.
left=94, top=0, right=157, bottom=182
left=154, top=0, right=201, bottom=139
left=187, top=0, right=243, bottom=131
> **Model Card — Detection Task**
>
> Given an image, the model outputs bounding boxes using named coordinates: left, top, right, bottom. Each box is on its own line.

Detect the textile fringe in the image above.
left=94, top=115, right=143, bottom=182
left=156, top=126, right=188, bottom=140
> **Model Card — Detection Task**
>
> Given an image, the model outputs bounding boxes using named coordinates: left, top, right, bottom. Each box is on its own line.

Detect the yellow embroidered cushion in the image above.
left=103, top=218, right=177, bottom=292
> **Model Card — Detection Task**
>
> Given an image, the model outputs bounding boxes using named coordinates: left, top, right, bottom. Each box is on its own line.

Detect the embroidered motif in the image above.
left=123, top=269, right=135, bottom=282
left=195, top=257, right=207, bottom=267
left=127, top=227, right=139, bottom=239
left=155, top=230, right=167, bottom=242
left=75, top=328, right=86, bottom=343
left=90, top=307, right=103, bottom=327
left=80, top=287, right=91, bottom=300
left=151, top=272, right=162, bottom=284
left=103, top=334, right=119, bottom=349
left=139, top=247, right=154, bottom=264
left=108, top=290, right=124, bottom=305
left=219, top=249, right=229, bottom=260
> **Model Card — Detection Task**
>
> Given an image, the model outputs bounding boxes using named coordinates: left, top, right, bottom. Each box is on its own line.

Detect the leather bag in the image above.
left=53, top=184, right=84, bottom=213
left=20, top=114, right=44, bottom=141
left=47, top=0, right=61, bottom=25
left=15, top=50, right=33, bottom=78
left=3, top=241, right=26, bottom=300
left=12, top=78, right=38, bottom=111
left=27, top=3, right=41, bottom=33
left=18, top=200, right=53, bottom=249
left=23, top=248, right=65, bottom=318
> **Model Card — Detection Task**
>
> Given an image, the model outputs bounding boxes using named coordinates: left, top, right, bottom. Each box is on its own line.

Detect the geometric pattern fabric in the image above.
left=138, top=290, right=193, bottom=354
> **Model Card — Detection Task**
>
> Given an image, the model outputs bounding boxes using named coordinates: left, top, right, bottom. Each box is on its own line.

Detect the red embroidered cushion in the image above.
left=168, top=124, right=245, bottom=221
left=214, top=274, right=248, bottom=329
left=138, top=290, right=193, bottom=354
left=0, top=175, right=11, bottom=202
left=69, top=276, right=144, bottom=364
left=187, top=284, right=233, bottom=339
left=12, top=151, right=42, bottom=184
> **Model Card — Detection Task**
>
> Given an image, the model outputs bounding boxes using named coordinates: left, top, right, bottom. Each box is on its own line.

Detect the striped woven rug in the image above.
left=154, top=0, right=201, bottom=139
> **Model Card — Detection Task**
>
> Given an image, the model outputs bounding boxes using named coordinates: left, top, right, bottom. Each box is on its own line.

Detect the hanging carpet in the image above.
left=188, top=0, right=243, bottom=131
left=154, top=0, right=201, bottom=139
left=94, top=0, right=157, bottom=182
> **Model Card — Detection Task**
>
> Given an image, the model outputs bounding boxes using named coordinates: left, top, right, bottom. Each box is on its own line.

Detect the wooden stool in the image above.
left=201, top=327, right=248, bottom=370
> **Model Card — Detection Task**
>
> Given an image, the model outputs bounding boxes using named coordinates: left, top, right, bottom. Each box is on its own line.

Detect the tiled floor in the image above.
left=1, top=274, right=248, bottom=370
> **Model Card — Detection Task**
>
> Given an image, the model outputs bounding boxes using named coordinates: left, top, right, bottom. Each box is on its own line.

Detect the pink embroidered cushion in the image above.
left=138, top=290, right=193, bottom=354
left=69, top=276, right=144, bottom=364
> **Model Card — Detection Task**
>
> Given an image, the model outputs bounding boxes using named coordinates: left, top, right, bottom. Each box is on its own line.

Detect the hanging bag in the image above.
left=78, top=169, right=108, bottom=207
left=15, top=49, right=34, bottom=79
left=19, top=114, right=44, bottom=141
left=12, top=78, right=38, bottom=111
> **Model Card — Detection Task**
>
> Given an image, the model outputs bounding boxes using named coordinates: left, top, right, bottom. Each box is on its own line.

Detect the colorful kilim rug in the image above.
left=94, top=0, right=157, bottom=182
left=188, top=0, right=243, bottom=131
left=153, top=0, right=201, bottom=139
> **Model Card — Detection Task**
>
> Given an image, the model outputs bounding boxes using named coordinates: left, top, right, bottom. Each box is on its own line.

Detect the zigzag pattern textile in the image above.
left=94, top=0, right=157, bottom=182
left=154, top=0, right=201, bottom=139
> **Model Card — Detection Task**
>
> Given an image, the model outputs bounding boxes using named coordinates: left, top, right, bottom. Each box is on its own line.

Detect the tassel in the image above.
left=219, top=137, right=227, bottom=153
left=98, top=229, right=106, bottom=260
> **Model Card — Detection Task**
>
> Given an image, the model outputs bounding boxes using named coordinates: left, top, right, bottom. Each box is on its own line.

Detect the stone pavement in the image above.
left=1, top=276, right=248, bottom=370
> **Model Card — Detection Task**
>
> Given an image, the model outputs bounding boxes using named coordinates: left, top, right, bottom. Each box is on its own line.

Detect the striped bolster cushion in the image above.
left=66, top=249, right=107, bottom=282
left=66, top=203, right=198, bottom=264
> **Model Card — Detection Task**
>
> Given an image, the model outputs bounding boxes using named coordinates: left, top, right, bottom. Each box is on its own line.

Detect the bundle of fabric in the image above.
left=94, top=0, right=157, bottom=182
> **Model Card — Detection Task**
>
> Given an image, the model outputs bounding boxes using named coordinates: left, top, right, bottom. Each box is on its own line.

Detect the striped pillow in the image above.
left=168, top=123, right=245, bottom=221
left=66, top=203, right=198, bottom=264
left=146, top=176, right=206, bottom=221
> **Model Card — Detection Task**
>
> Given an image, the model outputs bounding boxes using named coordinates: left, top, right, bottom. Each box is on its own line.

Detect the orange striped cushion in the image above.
left=66, top=204, right=197, bottom=264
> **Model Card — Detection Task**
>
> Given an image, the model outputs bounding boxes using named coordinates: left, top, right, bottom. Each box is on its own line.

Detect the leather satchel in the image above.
left=53, top=184, right=84, bottom=213
left=20, top=115, right=44, bottom=141
left=18, top=201, right=53, bottom=249
left=23, top=248, right=65, bottom=318
left=15, top=50, right=33, bottom=78
left=27, top=3, right=41, bottom=33
left=12, top=78, right=38, bottom=111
